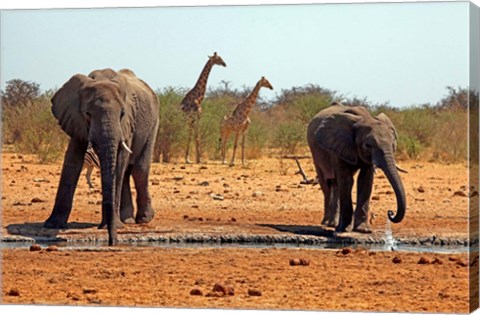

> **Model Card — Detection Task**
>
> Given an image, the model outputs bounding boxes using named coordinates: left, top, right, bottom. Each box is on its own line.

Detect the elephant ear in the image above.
left=376, top=113, right=398, bottom=150
left=51, top=74, right=91, bottom=142
left=316, top=112, right=362, bottom=165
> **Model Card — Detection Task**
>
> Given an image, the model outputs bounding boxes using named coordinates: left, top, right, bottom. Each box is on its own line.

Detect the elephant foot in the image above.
left=122, top=217, right=136, bottom=224
left=229, top=163, right=235, bottom=167
left=321, top=218, right=337, bottom=228
left=44, top=217, right=68, bottom=229
left=135, top=210, right=154, bottom=224
left=98, top=219, right=124, bottom=229
left=353, top=222, right=372, bottom=234
left=335, top=220, right=353, bottom=233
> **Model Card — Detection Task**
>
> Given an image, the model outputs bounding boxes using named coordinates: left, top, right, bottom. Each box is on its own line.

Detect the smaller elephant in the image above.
left=307, top=102, right=407, bottom=233
left=44, top=68, right=160, bottom=245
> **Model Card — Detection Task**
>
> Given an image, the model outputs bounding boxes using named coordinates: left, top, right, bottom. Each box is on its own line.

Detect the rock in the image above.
left=190, top=288, right=203, bottom=296
left=31, top=197, right=45, bottom=203
left=205, top=291, right=224, bottom=297
left=7, top=289, right=20, bottom=297
left=29, top=244, right=41, bottom=251
left=199, top=181, right=210, bottom=186
left=13, top=201, right=27, bottom=206
left=392, top=256, right=402, bottom=264
left=195, top=278, right=205, bottom=285
left=418, top=257, right=431, bottom=264
left=300, top=258, right=310, bottom=266
left=417, top=186, right=425, bottom=193
left=470, top=191, right=479, bottom=197
left=173, top=176, right=184, bottom=181
left=46, top=245, right=59, bottom=252
left=223, top=183, right=230, bottom=188
left=83, top=288, right=98, bottom=294
left=453, top=190, right=467, bottom=197
left=371, top=195, right=380, bottom=201
left=252, top=191, right=263, bottom=197
left=432, top=257, right=443, bottom=265
left=231, top=217, right=237, bottom=222
left=211, top=194, right=224, bottom=201
left=248, top=289, right=262, bottom=297
left=341, top=248, right=353, bottom=255
left=456, top=260, right=468, bottom=267
left=289, top=259, right=301, bottom=266
left=212, top=283, right=234, bottom=296
left=67, top=292, right=80, bottom=301
left=200, top=166, right=208, bottom=170
left=275, top=185, right=287, bottom=192
left=151, top=180, right=160, bottom=186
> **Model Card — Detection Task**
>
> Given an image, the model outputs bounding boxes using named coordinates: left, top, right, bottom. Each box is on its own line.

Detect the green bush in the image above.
left=273, top=121, right=306, bottom=155
left=154, top=87, right=187, bottom=162
left=3, top=98, right=67, bottom=163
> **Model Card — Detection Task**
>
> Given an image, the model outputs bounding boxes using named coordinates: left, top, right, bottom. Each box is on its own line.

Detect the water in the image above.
left=383, top=219, right=398, bottom=251
left=0, top=239, right=470, bottom=253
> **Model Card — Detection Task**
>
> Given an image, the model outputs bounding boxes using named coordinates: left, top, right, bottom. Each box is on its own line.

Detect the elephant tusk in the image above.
left=396, top=164, right=408, bottom=174
left=373, top=166, right=377, bottom=174
left=121, top=141, right=133, bottom=154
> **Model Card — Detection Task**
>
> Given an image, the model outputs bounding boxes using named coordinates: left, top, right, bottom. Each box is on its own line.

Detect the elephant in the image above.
left=307, top=102, right=406, bottom=233
left=44, top=68, right=160, bottom=246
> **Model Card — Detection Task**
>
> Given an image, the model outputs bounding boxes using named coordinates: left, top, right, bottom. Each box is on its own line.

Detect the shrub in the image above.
left=273, top=121, right=306, bottom=155
left=154, top=87, right=187, bottom=163
left=3, top=98, right=67, bottom=163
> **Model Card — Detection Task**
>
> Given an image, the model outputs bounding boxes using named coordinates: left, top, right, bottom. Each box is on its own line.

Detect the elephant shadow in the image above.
left=258, top=224, right=360, bottom=243
left=5, top=222, right=98, bottom=242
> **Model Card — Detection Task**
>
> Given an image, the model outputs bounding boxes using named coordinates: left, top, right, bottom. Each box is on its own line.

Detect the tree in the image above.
left=1, top=79, right=40, bottom=107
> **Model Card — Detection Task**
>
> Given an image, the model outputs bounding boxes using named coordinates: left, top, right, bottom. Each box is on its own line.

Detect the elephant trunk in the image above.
left=374, top=150, right=407, bottom=224
left=98, top=143, right=119, bottom=246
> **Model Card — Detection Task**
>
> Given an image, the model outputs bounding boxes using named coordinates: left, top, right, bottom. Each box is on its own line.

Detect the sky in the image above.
left=0, top=1, right=473, bottom=107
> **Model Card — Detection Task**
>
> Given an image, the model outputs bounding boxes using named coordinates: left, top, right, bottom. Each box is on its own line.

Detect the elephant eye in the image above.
left=120, top=109, right=125, bottom=119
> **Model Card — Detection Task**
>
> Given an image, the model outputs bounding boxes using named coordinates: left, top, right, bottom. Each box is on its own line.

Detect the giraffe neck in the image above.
left=192, top=59, right=214, bottom=96
left=236, top=82, right=262, bottom=117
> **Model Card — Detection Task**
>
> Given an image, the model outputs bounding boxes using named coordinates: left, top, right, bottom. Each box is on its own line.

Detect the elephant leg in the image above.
left=132, top=167, right=154, bottom=224
left=230, top=133, right=239, bottom=166
left=325, top=179, right=339, bottom=227
left=45, top=139, right=87, bottom=228
left=353, top=166, right=374, bottom=233
left=317, top=175, right=331, bottom=226
left=120, top=165, right=135, bottom=224
left=336, top=171, right=354, bottom=233
left=131, top=134, right=156, bottom=224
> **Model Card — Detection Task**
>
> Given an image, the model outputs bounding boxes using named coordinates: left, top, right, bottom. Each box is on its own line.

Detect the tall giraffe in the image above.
left=220, top=76, right=273, bottom=166
left=181, top=52, right=226, bottom=163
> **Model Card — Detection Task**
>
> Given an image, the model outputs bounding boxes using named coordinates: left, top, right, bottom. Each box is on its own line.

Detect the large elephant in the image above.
left=44, top=68, right=160, bottom=245
left=307, top=102, right=406, bottom=233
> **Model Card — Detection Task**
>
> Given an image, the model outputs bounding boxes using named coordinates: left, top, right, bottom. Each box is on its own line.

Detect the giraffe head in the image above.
left=209, top=52, right=227, bottom=67
left=259, top=76, right=274, bottom=90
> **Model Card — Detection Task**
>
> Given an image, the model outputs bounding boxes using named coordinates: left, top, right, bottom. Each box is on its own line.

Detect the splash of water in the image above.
left=384, top=218, right=398, bottom=251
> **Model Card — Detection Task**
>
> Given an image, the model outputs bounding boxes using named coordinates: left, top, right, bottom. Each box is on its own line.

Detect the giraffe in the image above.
left=181, top=52, right=226, bottom=163
left=220, top=76, right=273, bottom=166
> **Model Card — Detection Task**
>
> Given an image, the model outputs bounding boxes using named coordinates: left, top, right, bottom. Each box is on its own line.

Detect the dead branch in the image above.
left=294, top=156, right=316, bottom=185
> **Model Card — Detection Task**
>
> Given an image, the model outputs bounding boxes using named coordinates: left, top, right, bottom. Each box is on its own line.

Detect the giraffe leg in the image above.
left=241, top=133, right=247, bottom=166
left=230, top=133, right=239, bottom=167
left=241, top=120, right=250, bottom=166
left=221, top=128, right=231, bottom=165
left=194, top=119, right=201, bottom=164
left=185, top=125, right=192, bottom=164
